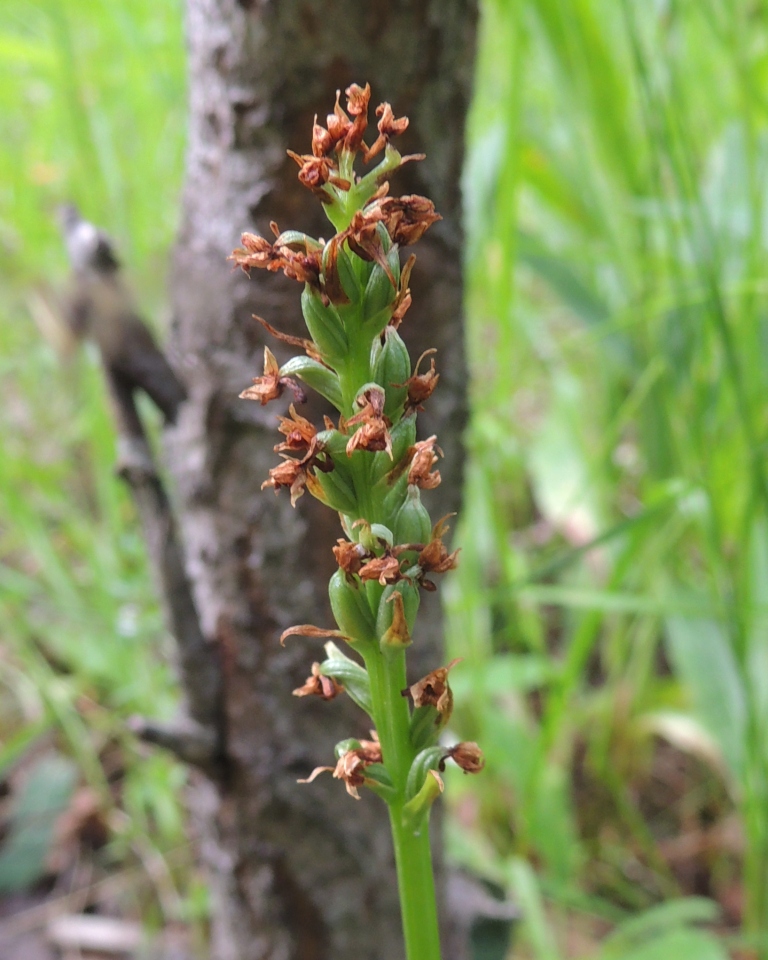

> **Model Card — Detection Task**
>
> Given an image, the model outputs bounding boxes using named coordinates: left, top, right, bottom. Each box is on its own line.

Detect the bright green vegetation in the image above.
left=0, top=0, right=194, bottom=923
left=450, top=1, right=768, bottom=957
left=1, top=0, right=767, bottom=957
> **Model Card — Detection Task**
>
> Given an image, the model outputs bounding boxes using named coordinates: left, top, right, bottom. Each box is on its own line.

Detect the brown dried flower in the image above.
left=293, top=662, right=344, bottom=701
left=374, top=195, right=442, bottom=246
left=333, top=539, right=371, bottom=578
left=344, top=83, right=371, bottom=153
left=380, top=590, right=411, bottom=647
left=240, top=347, right=307, bottom=406
left=407, top=435, right=442, bottom=489
left=346, top=387, right=393, bottom=457
left=359, top=553, right=403, bottom=586
left=363, top=102, right=410, bottom=162
left=417, top=515, right=460, bottom=589
left=261, top=456, right=310, bottom=505
left=287, top=151, right=352, bottom=199
left=326, top=90, right=352, bottom=144
left=446, top=742, right=485, bottom=775
left=299, top=737, right=383, bottom=799
left=311, top=116, right=335, bottom=158
left=231, top=231, right=324, bottom=288
left=275, top=405, right=317, bottom=453
left=397, top=349, right=439, bottom=411
left=279, top=624, right=352, bottom=646
left=390, top=254, right=415, bottom=329
left=406, top=658, right=462, bottom=716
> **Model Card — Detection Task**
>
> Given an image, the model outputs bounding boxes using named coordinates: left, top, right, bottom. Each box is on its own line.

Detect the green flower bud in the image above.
left=363, top=263, right=396, bottom=322
left=379, top=470, right=410, bottom=517
left=279, top=356, right=343, bottom=409
left=301, top=287, right=348, bottom=362
left=409, top=703, right=447, bottom=751
left=315, top=428, right=352, bottom=462
left=274, top=229, right=323, bottom=251
left=405, top=746, right=445, bottom=801
left=371, top=413, right=416, bottom=484
left=363, top=763, right=396, bottom=800
left=365, top=763, right=395, bottom=796
left=329, top=569, right=377, bottom=644
left=308, top=469, right=358, bottom=514
left=402, top=769, right=444, bottom=835
left=320, top=642, right=373, bottom=716
left=332, top=240, right=362, bottom=301
left=354, top=519, right=394, bottom=551
left=373, top=327, right=410, bottom=418
left=393, top=485, right=432, bottom=547
left=376, top=580, right=420, bottom=639
left=334, top=738, right=363, bottom=760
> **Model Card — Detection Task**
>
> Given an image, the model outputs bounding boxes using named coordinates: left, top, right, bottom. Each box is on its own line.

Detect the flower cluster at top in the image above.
left=232, top=84, right=482, bottom=810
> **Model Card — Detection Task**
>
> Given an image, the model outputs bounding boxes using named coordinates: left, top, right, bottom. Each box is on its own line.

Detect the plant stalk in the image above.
left=365, top=643, right=442, bottom=960
left=390, top=806, right=442, bottom=960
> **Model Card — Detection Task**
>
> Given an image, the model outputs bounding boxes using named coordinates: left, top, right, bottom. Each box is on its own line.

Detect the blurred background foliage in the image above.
left=1, top=0, right=767, bottom=958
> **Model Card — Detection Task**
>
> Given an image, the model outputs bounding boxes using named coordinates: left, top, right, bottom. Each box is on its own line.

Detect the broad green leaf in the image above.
left=665, top=617, right=746, bottom=777
left=0, top=753, right=78, bottom=893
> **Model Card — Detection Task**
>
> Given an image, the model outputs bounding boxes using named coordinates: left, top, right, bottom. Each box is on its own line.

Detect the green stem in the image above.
left=389, top=807, right=442, bottom=960
left=364, top=644, right=442, bottom=960
left=364, top=645, right=411, bottom=783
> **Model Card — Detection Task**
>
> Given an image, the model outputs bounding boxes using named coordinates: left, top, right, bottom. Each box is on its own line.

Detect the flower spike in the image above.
left=233, top=85, right=480, bottom=960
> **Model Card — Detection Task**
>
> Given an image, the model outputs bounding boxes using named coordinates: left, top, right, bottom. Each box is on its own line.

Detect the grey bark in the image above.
left=166, top=2, right=477, bottom=958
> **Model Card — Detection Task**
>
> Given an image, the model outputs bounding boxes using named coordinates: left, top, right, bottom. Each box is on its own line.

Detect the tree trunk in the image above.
left=167, top=2, right=476, bottom=957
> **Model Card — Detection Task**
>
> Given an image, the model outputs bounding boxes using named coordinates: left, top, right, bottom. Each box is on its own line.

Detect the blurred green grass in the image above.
left=450, top=1, right=768, bottom=956
left=2, top=0, right=768, bottom=957
left=0, top=0, right=189, bottom=914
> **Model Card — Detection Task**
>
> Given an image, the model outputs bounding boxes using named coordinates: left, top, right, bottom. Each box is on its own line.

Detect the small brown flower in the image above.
left=446, top=742, right=485, bottom=775
left=293, top=662, right=344, bottom=701
left=231, top=232, right=274, bottom=271
left=261, top=456, right=309, bottom=505
left=406, top=658, right=462, bottom=716
left=311, top=115, right=335, bottom=158
left=396, top=349, right=439, bottom=411
left=275, top=405, right=317, bottom=453
left=375, top=195, right=442, bottom=246
left=390, top=254, right=415, bottom=328
left=290, top=152, right=352, bottom=194
left=345, top=387, right=393, bottom=457
left=298, top=737, right=383, bottom=799
left=359, top=552, right=403, bottom=586
left=326, top=90, right=352, bottom=144
left=340, top=206, right=395, bottom=283
left=344, top=83, right=371, bottom=153
left=407, top=435, right=442, bottom=489
left=263, top=431, right=334, bottom=506
left=417, top=515, right=460, bottom=588
left=277, top=244, right=325, bottom=287
left=363, top=101, right=409, bottom=162
left=346, top=418, right=393, bottom=457
left=231, top=232, right=324, bottom=288
left=240, top=347, right=307, bottom=407
left=391, top=290, right=412, bottom=328
left=336, top=737, right=382, bottom=798
left=333, top=539, right=371, bottom=578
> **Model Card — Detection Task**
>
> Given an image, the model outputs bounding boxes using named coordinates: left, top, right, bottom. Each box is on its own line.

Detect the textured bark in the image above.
left=167, top=3, right=476, bottom=958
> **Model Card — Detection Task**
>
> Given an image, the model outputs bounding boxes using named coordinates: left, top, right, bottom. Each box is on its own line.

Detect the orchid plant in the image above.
left=232, top=83, right=484, bottom=960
